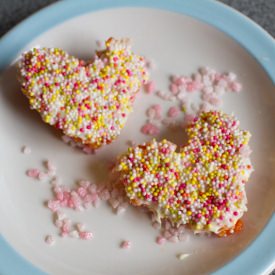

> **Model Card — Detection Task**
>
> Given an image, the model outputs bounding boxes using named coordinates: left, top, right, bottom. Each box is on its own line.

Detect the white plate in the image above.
left=0, top=4, right=275, bottom=275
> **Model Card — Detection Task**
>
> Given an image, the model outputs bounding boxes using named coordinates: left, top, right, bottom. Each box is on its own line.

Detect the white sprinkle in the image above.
left=177, top=253, right=190, bottom=261
left=76, top=223, right=85, bottom=232
left=45, top=235, right=55, bottom=246
left=21, top=145, right=31, bottom=154
left=38, top=171, right=48, bottom=181
left=69, top=230, right=80, bottom=238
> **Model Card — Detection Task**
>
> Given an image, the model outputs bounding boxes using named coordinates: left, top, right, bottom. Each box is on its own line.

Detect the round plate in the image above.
left=0, top=1, right=275, bottom=274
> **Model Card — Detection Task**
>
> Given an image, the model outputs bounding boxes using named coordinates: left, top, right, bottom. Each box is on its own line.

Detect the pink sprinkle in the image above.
left=175, top=76, right=186, bottom=86
left=153, top=104, right=162, bottom=119
left=186, top=81, right=197, bottom=92
left=152, top=222, right=161, bottom=230
left=79, top=180, right=91, bottom=189
left=79, top=231, right=93, bottom=240
left=208, top=96, right=222, bottom=107
left=230, top=82, right=242, bottom=93
left=47, top=199, right=60, bottom=212
left=177, top=91, right=187, bottom=102
left=38, top=171, right=47, bottom=181
left=121, top=240, right=131, bottom=249
left=88, top=183, right=97, bottom=193
left=153, top=104, right=161, bottom=112
left=55, top=219, right=63, bottom=228
left=167, top=106, right=180, bottom=118
left=21, top=145, right=31, bottom=154
left=45, top=160, right=56, bottom=172
left=156, top=90, right=175, bottom=101
left=116, top=205, right=126, bottom=215
left=146, top=104, right=162, bottom=120
left=146, top=107, right=157, bottom=120
left=184, top=114, right=195, bottom=125
left=156, top=236, right=166, bottom=245
left=167, top=236, right=179, bottom=243
left=109, top=198, right=120, bottom=209
left=169, top=83, right=179, bottom=95
left=141, top=122, right=160, bottom=136
left=26, top=168, right=40, bottom=179
left=163, top=230, right=172, bottom=239
left=144, top=80, right=155, bottom=94
left=100, top=189, right=111, bottom=201
left=45, top=235, right=55, bottom=246
left=61, top=218, right=71, bottom=233
left=77, top=187, right=87, bottom=198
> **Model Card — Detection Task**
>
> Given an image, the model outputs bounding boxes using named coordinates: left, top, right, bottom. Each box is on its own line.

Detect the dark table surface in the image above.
left=0, top=0, right=274, bottom=274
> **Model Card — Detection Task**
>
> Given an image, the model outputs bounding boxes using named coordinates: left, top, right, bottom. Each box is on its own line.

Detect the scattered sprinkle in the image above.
left=21, top=145, right=31, bottom=154
left=144, top=80, right=156, bottom=94
left=167, top=106, right=180, bottom=118
left=121, top=240, right=131, bottom=249
left=177, top=253, right=190, bottom=261
left=141, top=122, right=160, bottom=136
left=26, top=168, right=40, bottom=179
left=156, top=236, right=166, bottom=245
left=45, top=235, right=55, bottom=246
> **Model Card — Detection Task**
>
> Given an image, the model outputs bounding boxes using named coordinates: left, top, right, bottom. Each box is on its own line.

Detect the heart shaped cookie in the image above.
left=18, top=38, right=148, bottom=149
left=115, top=111, right=253, bottom=236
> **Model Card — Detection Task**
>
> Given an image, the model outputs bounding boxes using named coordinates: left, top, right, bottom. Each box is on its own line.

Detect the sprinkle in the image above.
left=116, top=205, right=126, bottom=215
left=141, top=122, right=160, bottom=136
left=79, top=231, right=93, bottom=240
left=26, top=168, right=40, bottom=179
left=156, top=236, right=166, bottom=245
left=121, top=240, right=131, bottom=249
left=156, top=90, right=175, bottom=101
left=69, top=230, right=79, bottom=238
left=45, top=235, right=55, bottom=246
left=208, top=96, right=222, bottom=107
left=146, top=104, right=162, bottom=120
left=169, top=83, right=179, bottom=95
left=144, top=80, right=156, bottom=94
left=38, top=171, right=48, bottom=181
left=45, top=160, right=56, bottom=172
left=167, top=106, right=180, bottom=118
left=177, top=253, right=190, bottom=261
left=230, top=82, right=242, bottom=93
left=21, top=145, right=31, bottom=154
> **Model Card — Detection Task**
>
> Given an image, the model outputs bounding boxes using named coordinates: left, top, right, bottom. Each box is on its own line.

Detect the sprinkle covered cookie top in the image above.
left=116, top=111, right=253, bottom=234
left=18, top=38, right=148, bottom=149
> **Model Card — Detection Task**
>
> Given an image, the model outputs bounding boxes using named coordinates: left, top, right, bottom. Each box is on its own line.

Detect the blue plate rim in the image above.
left=0, top=0, right=274, bottom=274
